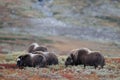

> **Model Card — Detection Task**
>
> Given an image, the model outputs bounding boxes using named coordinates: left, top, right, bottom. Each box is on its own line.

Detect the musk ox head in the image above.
left=17, top=54, right=32, bottom=68
left=65, top=49, right=78, bottom=66
left=65, top=53, right=75, bottom=66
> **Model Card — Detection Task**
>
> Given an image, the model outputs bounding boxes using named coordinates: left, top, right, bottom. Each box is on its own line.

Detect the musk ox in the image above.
left=65, top=48, right=105, bottom=69
left=32, top=51, right=59, bottom=65
left=28, top=43, right=48, bottom=53
left=17, top=54, right=47, bottom=68
left=17, top=51, right=58, bottom=68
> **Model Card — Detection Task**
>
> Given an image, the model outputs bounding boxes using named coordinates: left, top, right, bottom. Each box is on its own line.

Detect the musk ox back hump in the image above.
left=73, top=48, right=90, bottom=64
left=28, top=43, right=39, bottom=53
left=28, top=43, right=48, bottom=53
left=28, top=45, right=35, bottom=53
left=77, top=48, right=90, bottom=57
left=34, top=46, right=48, bottom=52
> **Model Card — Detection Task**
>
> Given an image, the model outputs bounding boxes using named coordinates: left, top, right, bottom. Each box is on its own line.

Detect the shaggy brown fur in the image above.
left=65, top=48, right=105, bottom=69
left=65, top=48, right=90, bottom=66
left=32, top=51, right=59, bottom=65
left=17, top=54, right=47, bottom=68
left=81, top=51, right=105, bottom=69
left=28, top=43, right=48, bottom=53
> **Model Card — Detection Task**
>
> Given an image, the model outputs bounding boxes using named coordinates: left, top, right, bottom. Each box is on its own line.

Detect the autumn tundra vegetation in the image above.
left=0, top=0, right=120, bottom=80
left=0, top=42, right=120, bottom=80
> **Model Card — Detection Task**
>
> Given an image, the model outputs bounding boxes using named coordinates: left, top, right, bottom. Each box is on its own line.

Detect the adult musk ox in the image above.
left=65, top=48, right=105, bottom=69
left=17, top=51, right=58, bottom=68
left=32, top=51, right=59, bottom=65
left=17, top=54, right=47, bottom=68
left=28, top=43, right=48, bottom=53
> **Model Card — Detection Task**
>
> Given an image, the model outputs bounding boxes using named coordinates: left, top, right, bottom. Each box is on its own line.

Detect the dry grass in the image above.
left=0, top=51, right=120, bottom=80
left=0, top=35, right=119, bottom=80
left=47, top=36, right=120, bottom=56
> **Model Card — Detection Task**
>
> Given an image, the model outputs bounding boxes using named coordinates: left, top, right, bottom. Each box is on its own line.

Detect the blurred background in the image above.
left=0, top=0, right=120, bottom=56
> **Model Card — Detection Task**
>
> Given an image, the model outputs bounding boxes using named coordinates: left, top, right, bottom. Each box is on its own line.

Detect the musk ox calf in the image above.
left=17, top=52, right=58, bottom=68
left=65, top=48, right=105, bottom=69
left=28, top=43, right=48, bottom=53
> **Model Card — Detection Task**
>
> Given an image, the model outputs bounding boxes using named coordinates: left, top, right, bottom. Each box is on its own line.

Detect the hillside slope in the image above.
left=0, top=0, right=120, bottom=53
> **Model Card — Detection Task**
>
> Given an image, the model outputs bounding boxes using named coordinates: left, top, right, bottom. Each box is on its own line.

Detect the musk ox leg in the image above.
left=94, top=65, right=97, bottom=69
left=94, top=63, right=98, bottom=69
left=51, top=59, right=58, bottom=65
left=38, top=60, right=47, bottom=68
left=100, top=65, right=104, bottom=69
left=39, top=63, right=47, bottom=68
left=84, top=64, right=86, bottom=69
left=101, top=66, right=103, bottom=68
